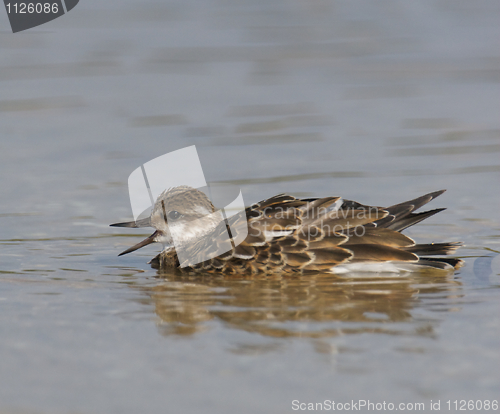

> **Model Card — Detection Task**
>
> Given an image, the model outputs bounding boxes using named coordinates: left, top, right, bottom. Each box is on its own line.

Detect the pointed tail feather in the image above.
left=386, top=208, right=446, bottom=232
left=371, top=190, right=447, bottom=230
left=418, top=257, right=464, bottom=270
left=404, top=241, right=463, bottom=256
left=386, top=189, right=446, bottom=213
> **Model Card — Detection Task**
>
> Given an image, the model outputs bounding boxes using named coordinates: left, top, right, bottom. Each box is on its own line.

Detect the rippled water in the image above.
left=1, top=1, right=499, bottom=413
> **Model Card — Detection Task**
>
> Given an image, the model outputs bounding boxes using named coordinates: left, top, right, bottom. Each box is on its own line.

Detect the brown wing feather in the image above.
left=252, top=194, right=297, bottom=209
left=345, top=244, right=418, bottom=262
left=312, top=208, right=388, bottom=232
left=343, top=227, right=415, bottom=248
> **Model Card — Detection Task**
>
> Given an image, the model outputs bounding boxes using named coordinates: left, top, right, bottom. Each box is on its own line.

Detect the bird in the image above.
left=110, top=186, right=463, bottom=274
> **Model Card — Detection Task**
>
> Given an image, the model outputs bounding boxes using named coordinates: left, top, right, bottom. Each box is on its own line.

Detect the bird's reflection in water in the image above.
left=136, top=269, right=463, bottom=341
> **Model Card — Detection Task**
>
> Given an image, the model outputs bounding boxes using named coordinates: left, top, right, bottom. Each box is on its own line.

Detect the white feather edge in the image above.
left=330, top=261, right=454, bottom=275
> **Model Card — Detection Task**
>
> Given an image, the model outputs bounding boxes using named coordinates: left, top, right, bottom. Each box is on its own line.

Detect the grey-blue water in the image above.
left=0, top=1, right=499, bottom=413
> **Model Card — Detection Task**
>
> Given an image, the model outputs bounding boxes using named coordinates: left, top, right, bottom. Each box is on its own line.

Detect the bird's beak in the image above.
left=118, top=230, right=159, bottom=256
left=110, top=217, right=152, bottom=228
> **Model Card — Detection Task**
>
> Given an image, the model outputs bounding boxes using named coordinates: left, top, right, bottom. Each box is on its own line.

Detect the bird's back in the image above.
left=151, top=190, right=462, bottom=273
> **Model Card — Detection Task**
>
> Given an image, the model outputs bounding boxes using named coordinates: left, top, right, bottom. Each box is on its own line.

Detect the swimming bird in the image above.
left=110, top=186, right=463, bottom=274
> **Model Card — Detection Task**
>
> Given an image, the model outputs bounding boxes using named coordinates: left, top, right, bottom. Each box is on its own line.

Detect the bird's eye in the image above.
left=167, top=210, right=181, bottom=221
